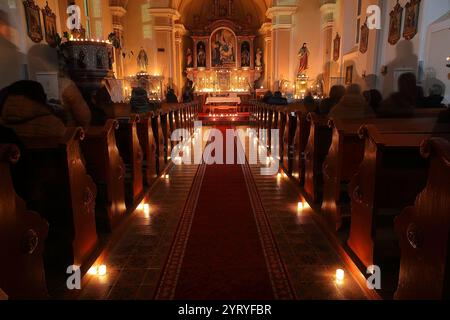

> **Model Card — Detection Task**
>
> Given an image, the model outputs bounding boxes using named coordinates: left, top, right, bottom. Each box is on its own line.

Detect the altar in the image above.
left=205, top=96, right=241, bottom=105
left=184, top=0, right=263, bottom=102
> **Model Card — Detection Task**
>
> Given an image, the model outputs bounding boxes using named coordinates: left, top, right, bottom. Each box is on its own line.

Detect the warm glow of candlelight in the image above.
left=88, top=266, right=98, bottom=275
left=336, top=269, right=345, bottom=284
left=98, top=265, right=107, bottom=276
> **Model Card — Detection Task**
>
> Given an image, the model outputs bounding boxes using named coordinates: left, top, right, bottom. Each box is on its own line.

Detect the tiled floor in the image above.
left=78, top=125, right=368, bottom=300
left=78, top=164, right=199, bottom=300
left=249, top=164, right=366, bottom=300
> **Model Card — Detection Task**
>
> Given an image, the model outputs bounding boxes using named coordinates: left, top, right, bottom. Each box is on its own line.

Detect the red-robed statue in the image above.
left=297, top=43, right=309, bottom=76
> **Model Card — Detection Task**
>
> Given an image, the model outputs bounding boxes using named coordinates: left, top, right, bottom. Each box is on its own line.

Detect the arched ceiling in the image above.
left=175, top=0, right=269, bottom=29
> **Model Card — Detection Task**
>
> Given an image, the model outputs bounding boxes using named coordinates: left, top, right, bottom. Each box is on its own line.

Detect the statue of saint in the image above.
left=297, top=43, right=309, bottom=75
left=197, top=43, right=206, bottom=67
left=137, top=47, right=148, bottom=72
left=255, top=48, right=263, bottom=68
left=186, top=48, right=193, bottom=68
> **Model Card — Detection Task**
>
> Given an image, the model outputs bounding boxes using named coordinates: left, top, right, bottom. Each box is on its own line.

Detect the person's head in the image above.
left=429, top=84, right=444, bottom=97
left=6, top=80, right=47, bottom=105
left=329, top=85, right=345, bottom=102
left=363, top=89, right=382, bottom=112
left=398, top=72, right=417, bottom=97
left=346, top=84, right=362, bottom=96
left=274, top=91, right=283, bottom=98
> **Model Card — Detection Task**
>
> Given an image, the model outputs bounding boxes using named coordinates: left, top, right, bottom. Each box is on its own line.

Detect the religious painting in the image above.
left=211, top=28, right=236, bottom=67
left=359, top=20, right=369, bottom=54
left=197, top=42, right=207, bottom=68
left=23, top=0, right=43, bottom=43
left=333, top=33, right=340, bottom=62
left=403, top=0, right=421, bottom=40
left=297, top=43, right=309, bottom=76
left=42, top=2, right=57, bottom=47
left=240, top=41, right=250, bottom=67
left=345, top=66, right=353, bottom=85
left=388, top=1, right=403, bottom=45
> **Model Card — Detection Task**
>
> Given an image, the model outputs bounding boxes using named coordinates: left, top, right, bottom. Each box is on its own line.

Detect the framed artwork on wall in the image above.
left=333, top=33, right=340, bottom=62
left=359, top=20, right=369, bottom=54
left=403, top=0, right=421, bottom=40
left=42, top=2, right=57, bottom=47
left=388, top=0, right=403, bottom=45
left=23, top=0, right=43, bottom=43
left=345, top=66, right=353, bottom=85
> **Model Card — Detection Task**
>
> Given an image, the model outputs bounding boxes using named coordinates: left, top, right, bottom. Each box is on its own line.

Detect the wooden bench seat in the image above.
left=115, top=115, right=144, bottom=208
left=82, top=120, right=126, bottom=232
left=137, top=113, right=158, bottom=186
left=18, top=128, right=98, bottom=293
left=322, top=117, right=450, bottom=230
left=347, top=126, right=450, bottom=295
left=304, top=113, right=333, bottom=202
left=0, top=144, right=48, bottom=299
left=152, top=112, right=166, bottom=175
left=394, top=138, right=450, bottom=300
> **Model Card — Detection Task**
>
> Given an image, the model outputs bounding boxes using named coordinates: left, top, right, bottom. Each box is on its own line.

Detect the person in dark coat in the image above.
left=267, top=91, right=287, bottom=105
left=319, top=85, right=345, bottom=115
left=377, top=72, right=418, bottom=118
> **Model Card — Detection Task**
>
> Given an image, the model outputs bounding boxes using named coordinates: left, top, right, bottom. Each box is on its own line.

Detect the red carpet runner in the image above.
left=155, top=126, right=294, bottom=300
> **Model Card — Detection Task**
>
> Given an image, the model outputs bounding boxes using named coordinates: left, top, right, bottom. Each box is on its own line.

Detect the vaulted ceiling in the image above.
left=175, top=0, right=269, bottom=28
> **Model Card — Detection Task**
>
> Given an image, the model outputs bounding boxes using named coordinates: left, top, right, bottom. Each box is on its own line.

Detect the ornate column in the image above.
left=266, top=6, right=298, bottom=90
left=174, top=24, right=187, bottom=97
left=319, top=0, right=336, bottom=93
left=109, top=0, right=128, bottom=79
left=148, top=8, right=181, bottom=92
left=259, top=22, right=272, bottom=90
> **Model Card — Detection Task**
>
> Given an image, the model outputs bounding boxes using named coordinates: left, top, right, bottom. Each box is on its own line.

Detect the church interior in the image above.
left=0, top=0, right=450, bottom=303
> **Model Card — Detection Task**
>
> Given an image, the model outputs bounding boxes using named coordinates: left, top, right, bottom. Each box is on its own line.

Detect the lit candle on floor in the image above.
left=336, top=269, right=345, bottom=285
left=98, top=265, right=107, bottom=276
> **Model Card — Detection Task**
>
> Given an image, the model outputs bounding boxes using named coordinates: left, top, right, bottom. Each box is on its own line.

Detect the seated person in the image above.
left=59, top=77, right=92, bottom=127
left=166, top=88, right=178, bottom=103
left=328, top=84, right=374, bottom=119
left=0, top=80, right=66, bottom=137
left=182, top=80, right=194, bottom=103
left=319, top=85, right=345, bottom=115
left=130, top=87, right=154, bottom=114
left=303, top=92, right=316, bottom=113
left=267, top=91, right=288, bottom=105
left=377, top=73, right=417, bottom=118
left=262, top=91, right=273, bottom=103
left=421, top=84, right=445, bottom=108
left=363, top=89, right=383, bottom=114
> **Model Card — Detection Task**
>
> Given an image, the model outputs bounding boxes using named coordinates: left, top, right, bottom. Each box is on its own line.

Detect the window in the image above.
left=83, top=0, right=91, bottom=37
left=355, top=0, right=362, bottom=44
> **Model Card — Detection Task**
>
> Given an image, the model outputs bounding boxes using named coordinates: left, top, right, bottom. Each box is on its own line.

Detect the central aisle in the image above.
left=155, top=126, right=294, bottom=300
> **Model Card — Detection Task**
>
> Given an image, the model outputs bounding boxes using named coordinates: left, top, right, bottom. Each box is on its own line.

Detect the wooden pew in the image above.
left=322, top=118, right=450, bottom=230
left=160, top=110, right=172, bottom=164
left=304, top=113, right=333, bottom=202
left=394, top=138, right=450, bottom=300
left=137, top=113, right=158, bottom=186
left=347, top=125, right=450, bottom=294
left=0, top=144, right=48, bottom=299
left=115, top=115, right=144, bottom=208
left=151, top=112, right=166, bottom=175
left=282, top=105, right=307, bottom=179
left=82, top=120, right=126, bottom=232
left=19, top=128, right=98, bottom=292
